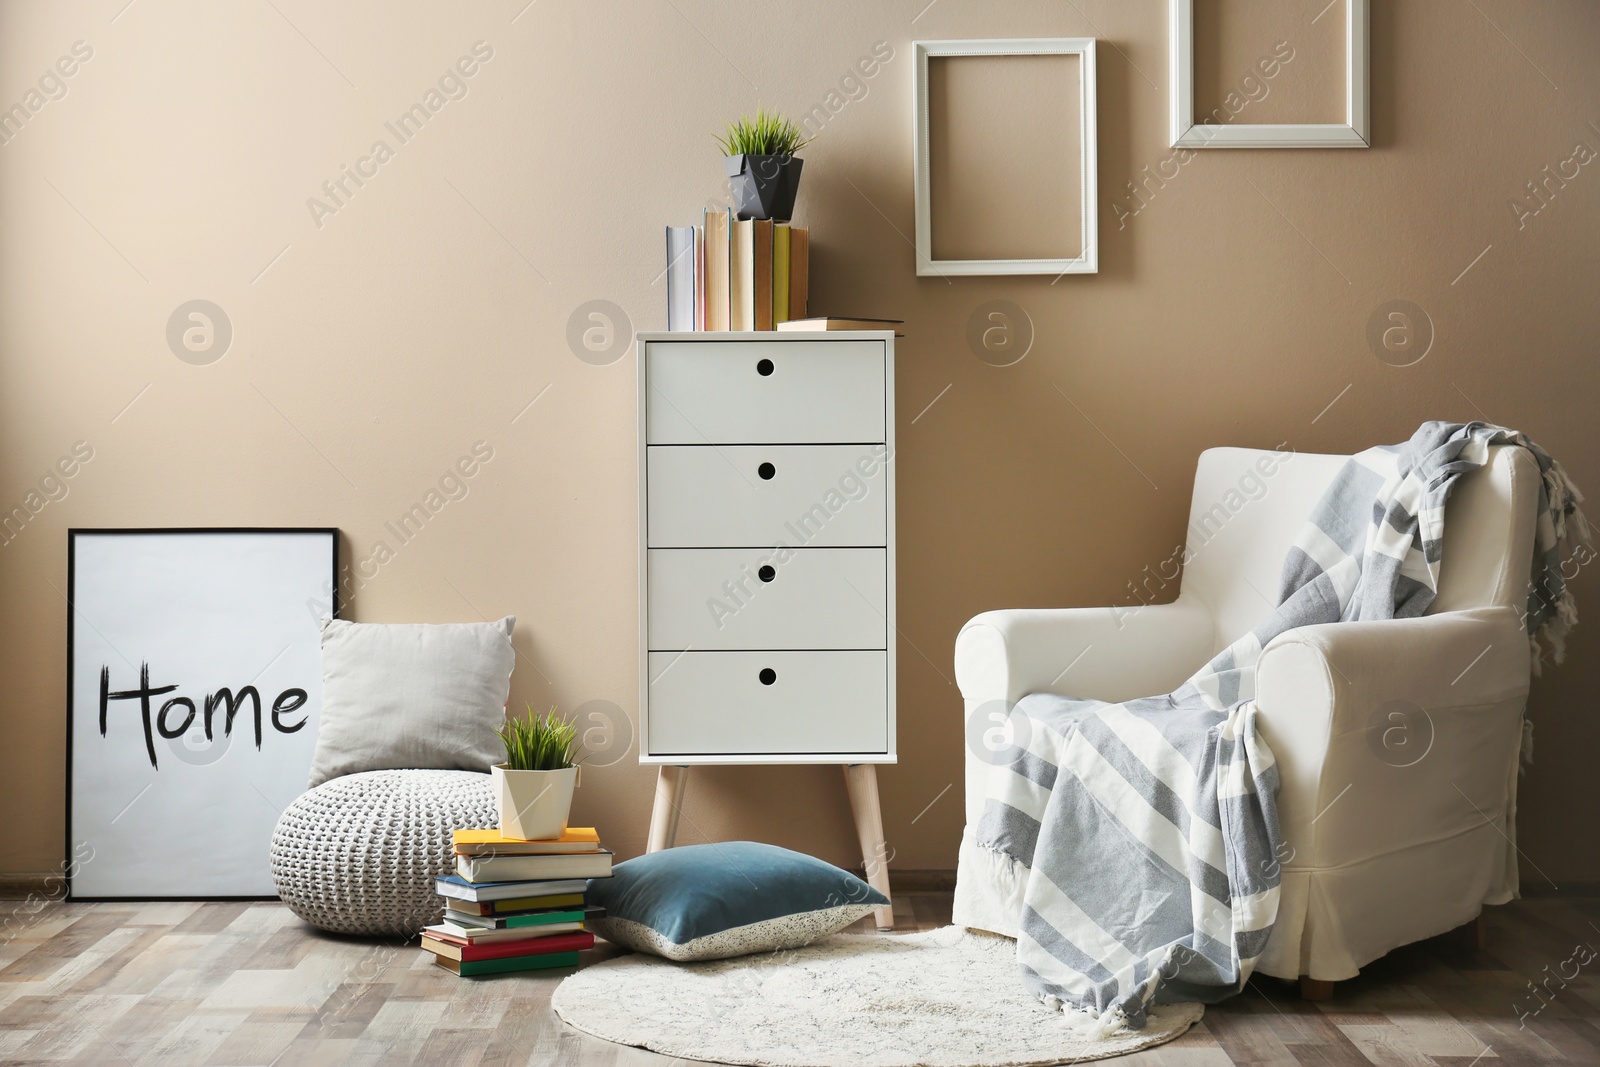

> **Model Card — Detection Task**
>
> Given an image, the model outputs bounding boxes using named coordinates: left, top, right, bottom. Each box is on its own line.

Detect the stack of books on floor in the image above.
left=422, top=826, right=613, bottom=977
left=666, top=208, right=809, bottom=331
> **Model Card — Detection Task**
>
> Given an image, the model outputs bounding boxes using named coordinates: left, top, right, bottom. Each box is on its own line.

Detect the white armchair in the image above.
left=954, top=445, right=1540, bottom=991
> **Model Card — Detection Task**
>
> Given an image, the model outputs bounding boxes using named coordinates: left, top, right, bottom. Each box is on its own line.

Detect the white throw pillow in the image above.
left=308, top=616, right=515, bottom=788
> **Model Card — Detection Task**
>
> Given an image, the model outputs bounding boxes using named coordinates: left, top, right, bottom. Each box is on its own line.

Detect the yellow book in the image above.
left=453, top=827, right=600, bottom=856
left=773, top=224, right=791, bottom=324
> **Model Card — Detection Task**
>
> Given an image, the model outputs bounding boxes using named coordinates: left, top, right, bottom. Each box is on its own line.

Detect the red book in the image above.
left=422, top=930, right=594, bottom=963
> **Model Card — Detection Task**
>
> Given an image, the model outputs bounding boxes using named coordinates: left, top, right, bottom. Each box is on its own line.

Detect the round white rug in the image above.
left=552, top=926, right=1203, bottom=1067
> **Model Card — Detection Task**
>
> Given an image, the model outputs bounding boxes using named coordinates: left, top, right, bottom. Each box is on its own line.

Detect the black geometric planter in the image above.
left=725, top=154, right=804, bottom=222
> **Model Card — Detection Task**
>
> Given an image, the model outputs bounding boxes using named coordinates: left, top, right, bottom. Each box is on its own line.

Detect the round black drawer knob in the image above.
left=759, top=667, right=777, bottom=685
left=758, top=565, right=776, bottom=583
left=758, top=462, right=776, bottom=480
left=756, top=358, right=775, bottom=376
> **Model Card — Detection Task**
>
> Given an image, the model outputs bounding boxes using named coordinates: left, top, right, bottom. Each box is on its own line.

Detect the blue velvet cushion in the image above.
left=585, top=841, right=888, bottom=961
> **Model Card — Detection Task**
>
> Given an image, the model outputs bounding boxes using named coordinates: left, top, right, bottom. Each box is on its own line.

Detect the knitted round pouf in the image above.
left=271, top=769, right=496, bottom=936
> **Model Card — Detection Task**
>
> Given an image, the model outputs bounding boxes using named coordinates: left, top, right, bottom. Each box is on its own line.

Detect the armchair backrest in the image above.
left=1181, top=445, right=1539, bottom=656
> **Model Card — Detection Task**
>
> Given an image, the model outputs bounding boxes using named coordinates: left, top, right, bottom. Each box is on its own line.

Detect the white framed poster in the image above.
left=67, top=528, right=338, bottom=900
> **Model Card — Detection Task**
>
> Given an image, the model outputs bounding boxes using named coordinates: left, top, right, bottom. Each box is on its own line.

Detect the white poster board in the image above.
left=68, top=529, right=337, bottom=899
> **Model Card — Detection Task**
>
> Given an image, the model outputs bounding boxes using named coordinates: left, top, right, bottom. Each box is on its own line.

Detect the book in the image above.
left=421, top=930, right=595, bottom=963
left=443, top=892, right=587, bottom=915
left=705, top=208, right=730, bottom=332
left=434, top=875, right=587, bottom=903
left=773, top=224, right=791, bottom=324
left=789, top=226, right=809, bottom=321
left=431, top=951, right=580, bottom=977
left=751, top=219, right=774, bottom=331
left=424, top=919, right=584, bottom=944
left=443, top=904, right=601, bottom=930
left=694, top=225, right=706, bottom=331
left=730, top=219, right=753, bottom=331
left=453, top=827, right=601, bottom=856
left=454, top=849, right=613, bottom=884
left=666, top=226, right=696, bottom=332
left=777, top=317, right=903, bottom=332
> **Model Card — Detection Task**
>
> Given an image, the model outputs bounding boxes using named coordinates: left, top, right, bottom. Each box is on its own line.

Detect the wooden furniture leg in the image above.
left=646, top=766, right=689, bottom=853
left=1299, top=977, right=1337, bottom=1001
left=843, top=765, right=895, bottom=931
left=1446, top=914, right=1486, bottom=950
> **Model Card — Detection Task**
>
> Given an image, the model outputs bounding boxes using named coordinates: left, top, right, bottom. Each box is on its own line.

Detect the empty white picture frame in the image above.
left=913, top=38, right=1098, bottom=276
left=1170, top=0, right=1369, bottom=148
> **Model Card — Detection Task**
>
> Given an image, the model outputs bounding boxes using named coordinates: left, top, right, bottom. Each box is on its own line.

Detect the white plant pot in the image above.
left=493, top=764, right=579, bottom=840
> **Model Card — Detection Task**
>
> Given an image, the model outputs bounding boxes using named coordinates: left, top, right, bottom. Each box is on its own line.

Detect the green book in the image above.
left=435, top=951, right=580, bottom=977
left=444, top=906, right=589, bottom=930
left=774, top=223, right=791, bottom=324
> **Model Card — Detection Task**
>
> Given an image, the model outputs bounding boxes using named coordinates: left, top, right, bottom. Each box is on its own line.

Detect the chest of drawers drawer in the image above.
left=637, top=333, right=896, bottom=764
left=647, top=548, right=887, bottom=651
left=645, top=341, right=885, bottom=444
left=646, top=650, right=888, bottom=756
left=646, top=444, right=890, bottom=549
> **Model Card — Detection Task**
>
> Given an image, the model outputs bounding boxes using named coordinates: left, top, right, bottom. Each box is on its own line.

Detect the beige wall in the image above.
left=3, top=1, right=1599, bottom=885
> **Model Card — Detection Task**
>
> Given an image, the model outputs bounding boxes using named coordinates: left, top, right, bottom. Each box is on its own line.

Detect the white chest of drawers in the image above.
left=636, top=331, right=897, bottom=927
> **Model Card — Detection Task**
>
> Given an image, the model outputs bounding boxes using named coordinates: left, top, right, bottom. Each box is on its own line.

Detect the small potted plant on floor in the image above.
left=494, top=705, right=580, bottom=840
left=717, top=108, right=812, bottom=222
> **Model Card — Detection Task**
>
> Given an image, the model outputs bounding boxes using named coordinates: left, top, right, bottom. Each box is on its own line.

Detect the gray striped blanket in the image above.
left=974, top=422, right=1587, bottom=1030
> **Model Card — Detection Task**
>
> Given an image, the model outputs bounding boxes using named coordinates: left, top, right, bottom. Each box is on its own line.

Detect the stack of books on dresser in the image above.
left=665, top=208, right=809, bottom=332
left=421, top=827, right=613, bottom=977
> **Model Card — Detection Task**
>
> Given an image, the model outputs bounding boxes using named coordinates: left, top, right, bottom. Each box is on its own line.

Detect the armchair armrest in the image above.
left=1256, top=605, right=1532, bottom=879
left=956, top=596, right=1214, bottom=834
left=955, top=596, right=1215, bottom=706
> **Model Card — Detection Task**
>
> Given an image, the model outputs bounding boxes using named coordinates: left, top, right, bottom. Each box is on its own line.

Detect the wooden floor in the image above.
left=1, top=890, right=1597, bottom=1066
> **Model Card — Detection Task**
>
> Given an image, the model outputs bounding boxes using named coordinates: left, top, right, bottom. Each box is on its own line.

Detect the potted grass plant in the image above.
left=493, top=705, right=580, bottom=840
left=716, top=108, right=813, bottom=222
